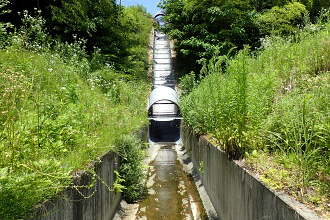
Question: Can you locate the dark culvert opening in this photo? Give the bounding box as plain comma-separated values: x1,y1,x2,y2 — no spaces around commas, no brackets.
149,119,181,143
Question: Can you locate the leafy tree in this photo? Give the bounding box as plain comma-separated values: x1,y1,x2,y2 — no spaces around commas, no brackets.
0,0,13,45
300,0,330,20
159,0,260,75
248,0,293,11
49,0,152,74
2,0,153,77
159,0,330,75
257,2,308,35
50,0,122,58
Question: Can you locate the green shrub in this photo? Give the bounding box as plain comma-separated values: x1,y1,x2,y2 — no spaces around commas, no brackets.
179,71,198,97
116,134,146,202
257,2,307,36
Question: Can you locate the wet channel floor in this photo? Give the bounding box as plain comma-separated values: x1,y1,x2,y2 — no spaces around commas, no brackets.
136,146,207,220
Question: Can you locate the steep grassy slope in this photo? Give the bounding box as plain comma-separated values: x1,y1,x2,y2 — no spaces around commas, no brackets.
0,5,153,219
179,21,330,217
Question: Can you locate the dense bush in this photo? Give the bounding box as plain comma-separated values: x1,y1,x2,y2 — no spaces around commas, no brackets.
257,2,307,35
159,0,260,75
116,134,147,202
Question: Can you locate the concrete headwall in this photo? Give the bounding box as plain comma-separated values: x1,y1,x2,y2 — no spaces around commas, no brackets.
182,126,320,220
28,151,122,220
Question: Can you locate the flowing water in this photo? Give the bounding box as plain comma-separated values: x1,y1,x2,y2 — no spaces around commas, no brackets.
136,145,208,220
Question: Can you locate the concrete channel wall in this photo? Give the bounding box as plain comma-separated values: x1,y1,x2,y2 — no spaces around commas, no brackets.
28,151,122,220
182,126,321,220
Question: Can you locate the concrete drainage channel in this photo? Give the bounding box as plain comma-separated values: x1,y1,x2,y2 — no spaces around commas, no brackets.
139,146,199,219
135,145,213,220
114,12,216,220
114,142,217,220
139,11,215,220
114,142,218,220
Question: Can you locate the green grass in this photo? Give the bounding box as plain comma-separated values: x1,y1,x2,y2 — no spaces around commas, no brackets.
180,20,330,217
0,5,153,218
0,48,149,219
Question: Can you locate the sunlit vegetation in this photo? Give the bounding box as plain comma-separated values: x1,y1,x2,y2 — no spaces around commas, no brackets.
0,1,153,218
159,0,330,217
159,0,330,75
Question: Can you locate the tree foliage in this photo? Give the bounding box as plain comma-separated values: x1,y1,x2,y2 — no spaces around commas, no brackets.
0,0,13,45
50,0,123,60
1,0,153,75
159,0,260,74
300,0,330,19
159,0,330,75
257,2,307,35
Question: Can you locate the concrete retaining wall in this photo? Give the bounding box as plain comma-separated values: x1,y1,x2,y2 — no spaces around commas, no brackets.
28,151,122,220
182,126,320,220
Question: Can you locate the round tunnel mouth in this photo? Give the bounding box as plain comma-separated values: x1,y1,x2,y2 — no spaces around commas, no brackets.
148,87,182,145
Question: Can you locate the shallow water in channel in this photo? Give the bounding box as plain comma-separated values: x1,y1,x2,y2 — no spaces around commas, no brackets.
136,146,207,220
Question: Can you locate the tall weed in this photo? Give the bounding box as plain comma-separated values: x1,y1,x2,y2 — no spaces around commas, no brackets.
16,9,51,52
264,97,322,191
181,47,271,158
180,16,330,205
0,12,150,219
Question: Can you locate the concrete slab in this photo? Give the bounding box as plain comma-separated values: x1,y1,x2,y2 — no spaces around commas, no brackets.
153,48,171,54
153,58,172,64
153,64,172,71
154,41,169,46
154,53,171,59
153,70,173,77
